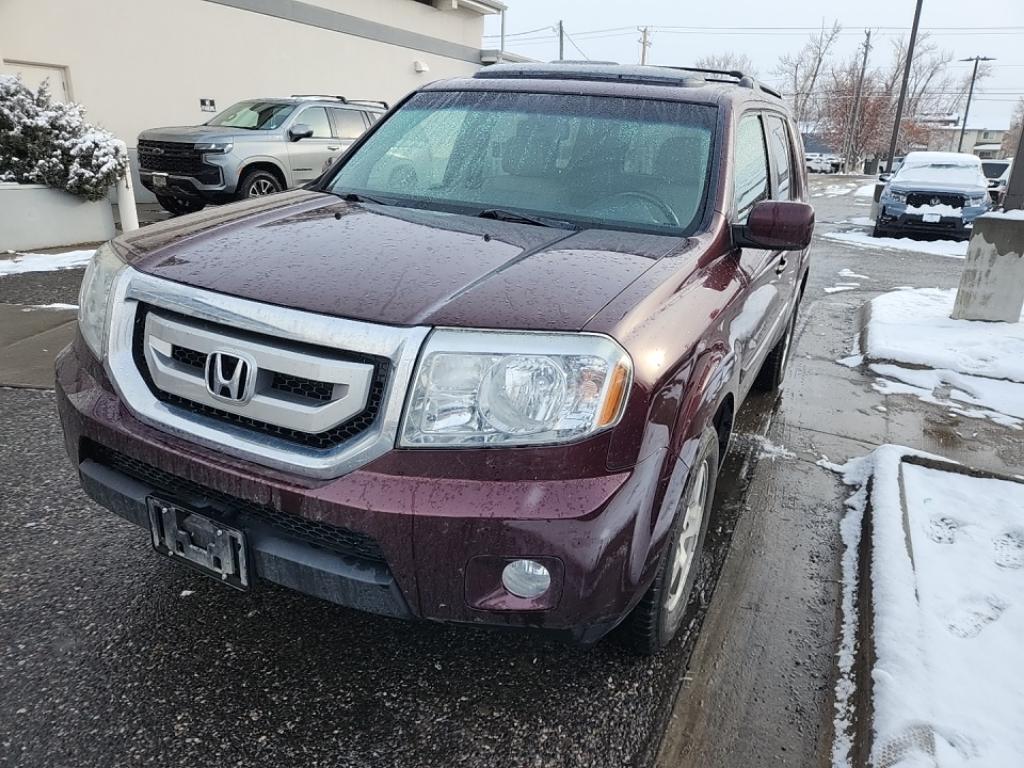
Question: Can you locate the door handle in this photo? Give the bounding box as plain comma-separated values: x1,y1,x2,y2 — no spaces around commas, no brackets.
327,145,340,151
775,255,788,275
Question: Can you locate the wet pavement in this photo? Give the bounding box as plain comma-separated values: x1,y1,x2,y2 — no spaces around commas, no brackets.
2,177,1021,768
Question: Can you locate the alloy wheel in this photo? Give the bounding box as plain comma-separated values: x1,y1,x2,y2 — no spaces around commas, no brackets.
665,459,710,613
248,178,277,196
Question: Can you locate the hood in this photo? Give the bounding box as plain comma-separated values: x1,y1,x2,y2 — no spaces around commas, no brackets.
138,125,252,143
115,191,684,331
888,180,988,196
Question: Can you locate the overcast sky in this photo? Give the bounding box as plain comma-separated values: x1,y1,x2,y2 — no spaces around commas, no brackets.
483,0,1024,130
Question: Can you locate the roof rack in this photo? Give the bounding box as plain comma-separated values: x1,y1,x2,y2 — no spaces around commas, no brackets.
289,95,388,109
660,67,782,99
473,62,706,88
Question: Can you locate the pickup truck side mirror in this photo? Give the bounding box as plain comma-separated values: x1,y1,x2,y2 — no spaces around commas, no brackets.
289,124,314,142
878,172,892,182
732,200,815,251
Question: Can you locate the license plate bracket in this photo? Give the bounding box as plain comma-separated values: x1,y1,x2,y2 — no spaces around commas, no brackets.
147,498,250,590
922,212,941,223
151,173,167,188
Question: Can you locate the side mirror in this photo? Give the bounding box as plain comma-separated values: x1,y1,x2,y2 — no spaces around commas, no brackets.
289,124,314,142
878,172,892,182
732,200,815,251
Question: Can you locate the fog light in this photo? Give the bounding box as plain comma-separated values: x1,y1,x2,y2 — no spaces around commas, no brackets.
501,559,551,598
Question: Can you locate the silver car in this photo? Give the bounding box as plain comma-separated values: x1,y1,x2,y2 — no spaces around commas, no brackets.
137,96,386,215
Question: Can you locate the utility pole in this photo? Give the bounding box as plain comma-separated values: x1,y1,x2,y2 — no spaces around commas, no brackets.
844,30,872,173
638,26,651,65
957,55,995,152
558,20,564,61
885,0,923,174
1004,125,1024,210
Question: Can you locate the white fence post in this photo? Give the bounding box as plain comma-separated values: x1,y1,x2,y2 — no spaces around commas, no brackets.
952,213,1024,323
113,140,139,233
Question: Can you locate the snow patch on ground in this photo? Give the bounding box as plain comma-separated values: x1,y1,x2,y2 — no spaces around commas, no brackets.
22,303,78,311
854,183,877,197
844,217,876,227
751,435,796,460
823,231,968,259
0,249,95,277
871,364,1023,430
839,269,870,280
825,446,1024,768
865,288,1024,382
825,284,860,294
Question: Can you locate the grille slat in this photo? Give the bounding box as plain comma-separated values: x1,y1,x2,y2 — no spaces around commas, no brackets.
88,443,386,563
135,307,389,451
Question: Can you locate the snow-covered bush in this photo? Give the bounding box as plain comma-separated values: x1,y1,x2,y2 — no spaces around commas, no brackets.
0,75,126,200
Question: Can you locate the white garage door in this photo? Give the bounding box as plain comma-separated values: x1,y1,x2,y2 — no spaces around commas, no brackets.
1,60,71,101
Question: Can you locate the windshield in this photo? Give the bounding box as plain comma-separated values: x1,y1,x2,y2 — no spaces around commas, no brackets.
981,161,1009,179
894,161,987,187
326,90,717,235
207,101,294,130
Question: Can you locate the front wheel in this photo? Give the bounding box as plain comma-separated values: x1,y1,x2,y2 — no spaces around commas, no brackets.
236,169,283,199
623,427,720,655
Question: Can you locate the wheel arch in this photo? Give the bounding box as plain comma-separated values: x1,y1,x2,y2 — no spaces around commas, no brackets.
238,159,288,190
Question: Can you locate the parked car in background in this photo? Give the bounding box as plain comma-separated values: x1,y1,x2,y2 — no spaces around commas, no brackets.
137,96,386,215
873,151,991,240
985,158,1013,204
805,152,841,173
58,62,814,655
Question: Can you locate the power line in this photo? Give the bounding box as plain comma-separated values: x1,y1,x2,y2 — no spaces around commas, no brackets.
562,28,591,61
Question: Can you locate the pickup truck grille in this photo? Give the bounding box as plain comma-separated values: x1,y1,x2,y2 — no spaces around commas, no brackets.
137,140,211,175
906,191,965,208
85,442,386,563
134,306,390,451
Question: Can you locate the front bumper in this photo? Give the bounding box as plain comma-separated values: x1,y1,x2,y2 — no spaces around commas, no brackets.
56,337,666,643
878,202,987,239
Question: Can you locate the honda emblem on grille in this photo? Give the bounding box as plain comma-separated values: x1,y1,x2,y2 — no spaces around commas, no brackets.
930,196,941,206
149,147,164,155
205,351,257,403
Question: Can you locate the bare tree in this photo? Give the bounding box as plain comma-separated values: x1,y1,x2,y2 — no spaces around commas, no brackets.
774,21,842,128
1003,98,1024,157
693,52,758,77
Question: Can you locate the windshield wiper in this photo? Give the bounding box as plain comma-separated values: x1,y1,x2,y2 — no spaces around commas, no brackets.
336,191,390,206
476,208,577,229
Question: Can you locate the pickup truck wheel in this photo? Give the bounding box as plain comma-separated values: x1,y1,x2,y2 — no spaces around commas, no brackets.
754,304,798,393
237,169,283,199
155,195,205,216
623,427,719,655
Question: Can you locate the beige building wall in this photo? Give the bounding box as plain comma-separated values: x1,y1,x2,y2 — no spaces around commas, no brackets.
0,0,491,145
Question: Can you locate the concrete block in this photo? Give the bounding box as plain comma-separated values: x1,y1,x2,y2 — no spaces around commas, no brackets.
0,183,115,251
952,213,1024,323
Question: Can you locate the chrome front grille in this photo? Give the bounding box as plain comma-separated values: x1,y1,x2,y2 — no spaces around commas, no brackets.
104,269,430,478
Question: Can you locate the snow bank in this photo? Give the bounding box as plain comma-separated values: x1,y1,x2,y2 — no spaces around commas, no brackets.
855,183,877,198
0,249,95,277
826,447,1024,768
823,231,968,259
865,288,1024,383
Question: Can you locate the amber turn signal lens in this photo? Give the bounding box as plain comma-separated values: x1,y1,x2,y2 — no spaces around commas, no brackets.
597,362,629,427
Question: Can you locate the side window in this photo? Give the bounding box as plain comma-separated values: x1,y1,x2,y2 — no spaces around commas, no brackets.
733,114,770,221
331,108,367,140
298,107,332,138
765,115,793,200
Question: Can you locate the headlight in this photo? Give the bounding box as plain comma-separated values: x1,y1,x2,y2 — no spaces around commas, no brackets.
194,142,233,154
400,329,632,447
887,190,907,203
78,242,127,360
966,194,988,207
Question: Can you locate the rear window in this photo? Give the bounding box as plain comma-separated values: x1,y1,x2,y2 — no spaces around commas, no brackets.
981,161,1009,179
325,90,717,236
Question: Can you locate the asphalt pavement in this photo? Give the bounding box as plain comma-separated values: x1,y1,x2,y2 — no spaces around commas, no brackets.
2,178,1020,768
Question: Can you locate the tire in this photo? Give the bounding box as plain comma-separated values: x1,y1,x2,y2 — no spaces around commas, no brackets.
754,302,799,393
623,427,720,655
155,195,205,216
235,168,283,200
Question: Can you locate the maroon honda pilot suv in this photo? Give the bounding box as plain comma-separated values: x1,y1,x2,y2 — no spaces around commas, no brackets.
56,63,812,653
